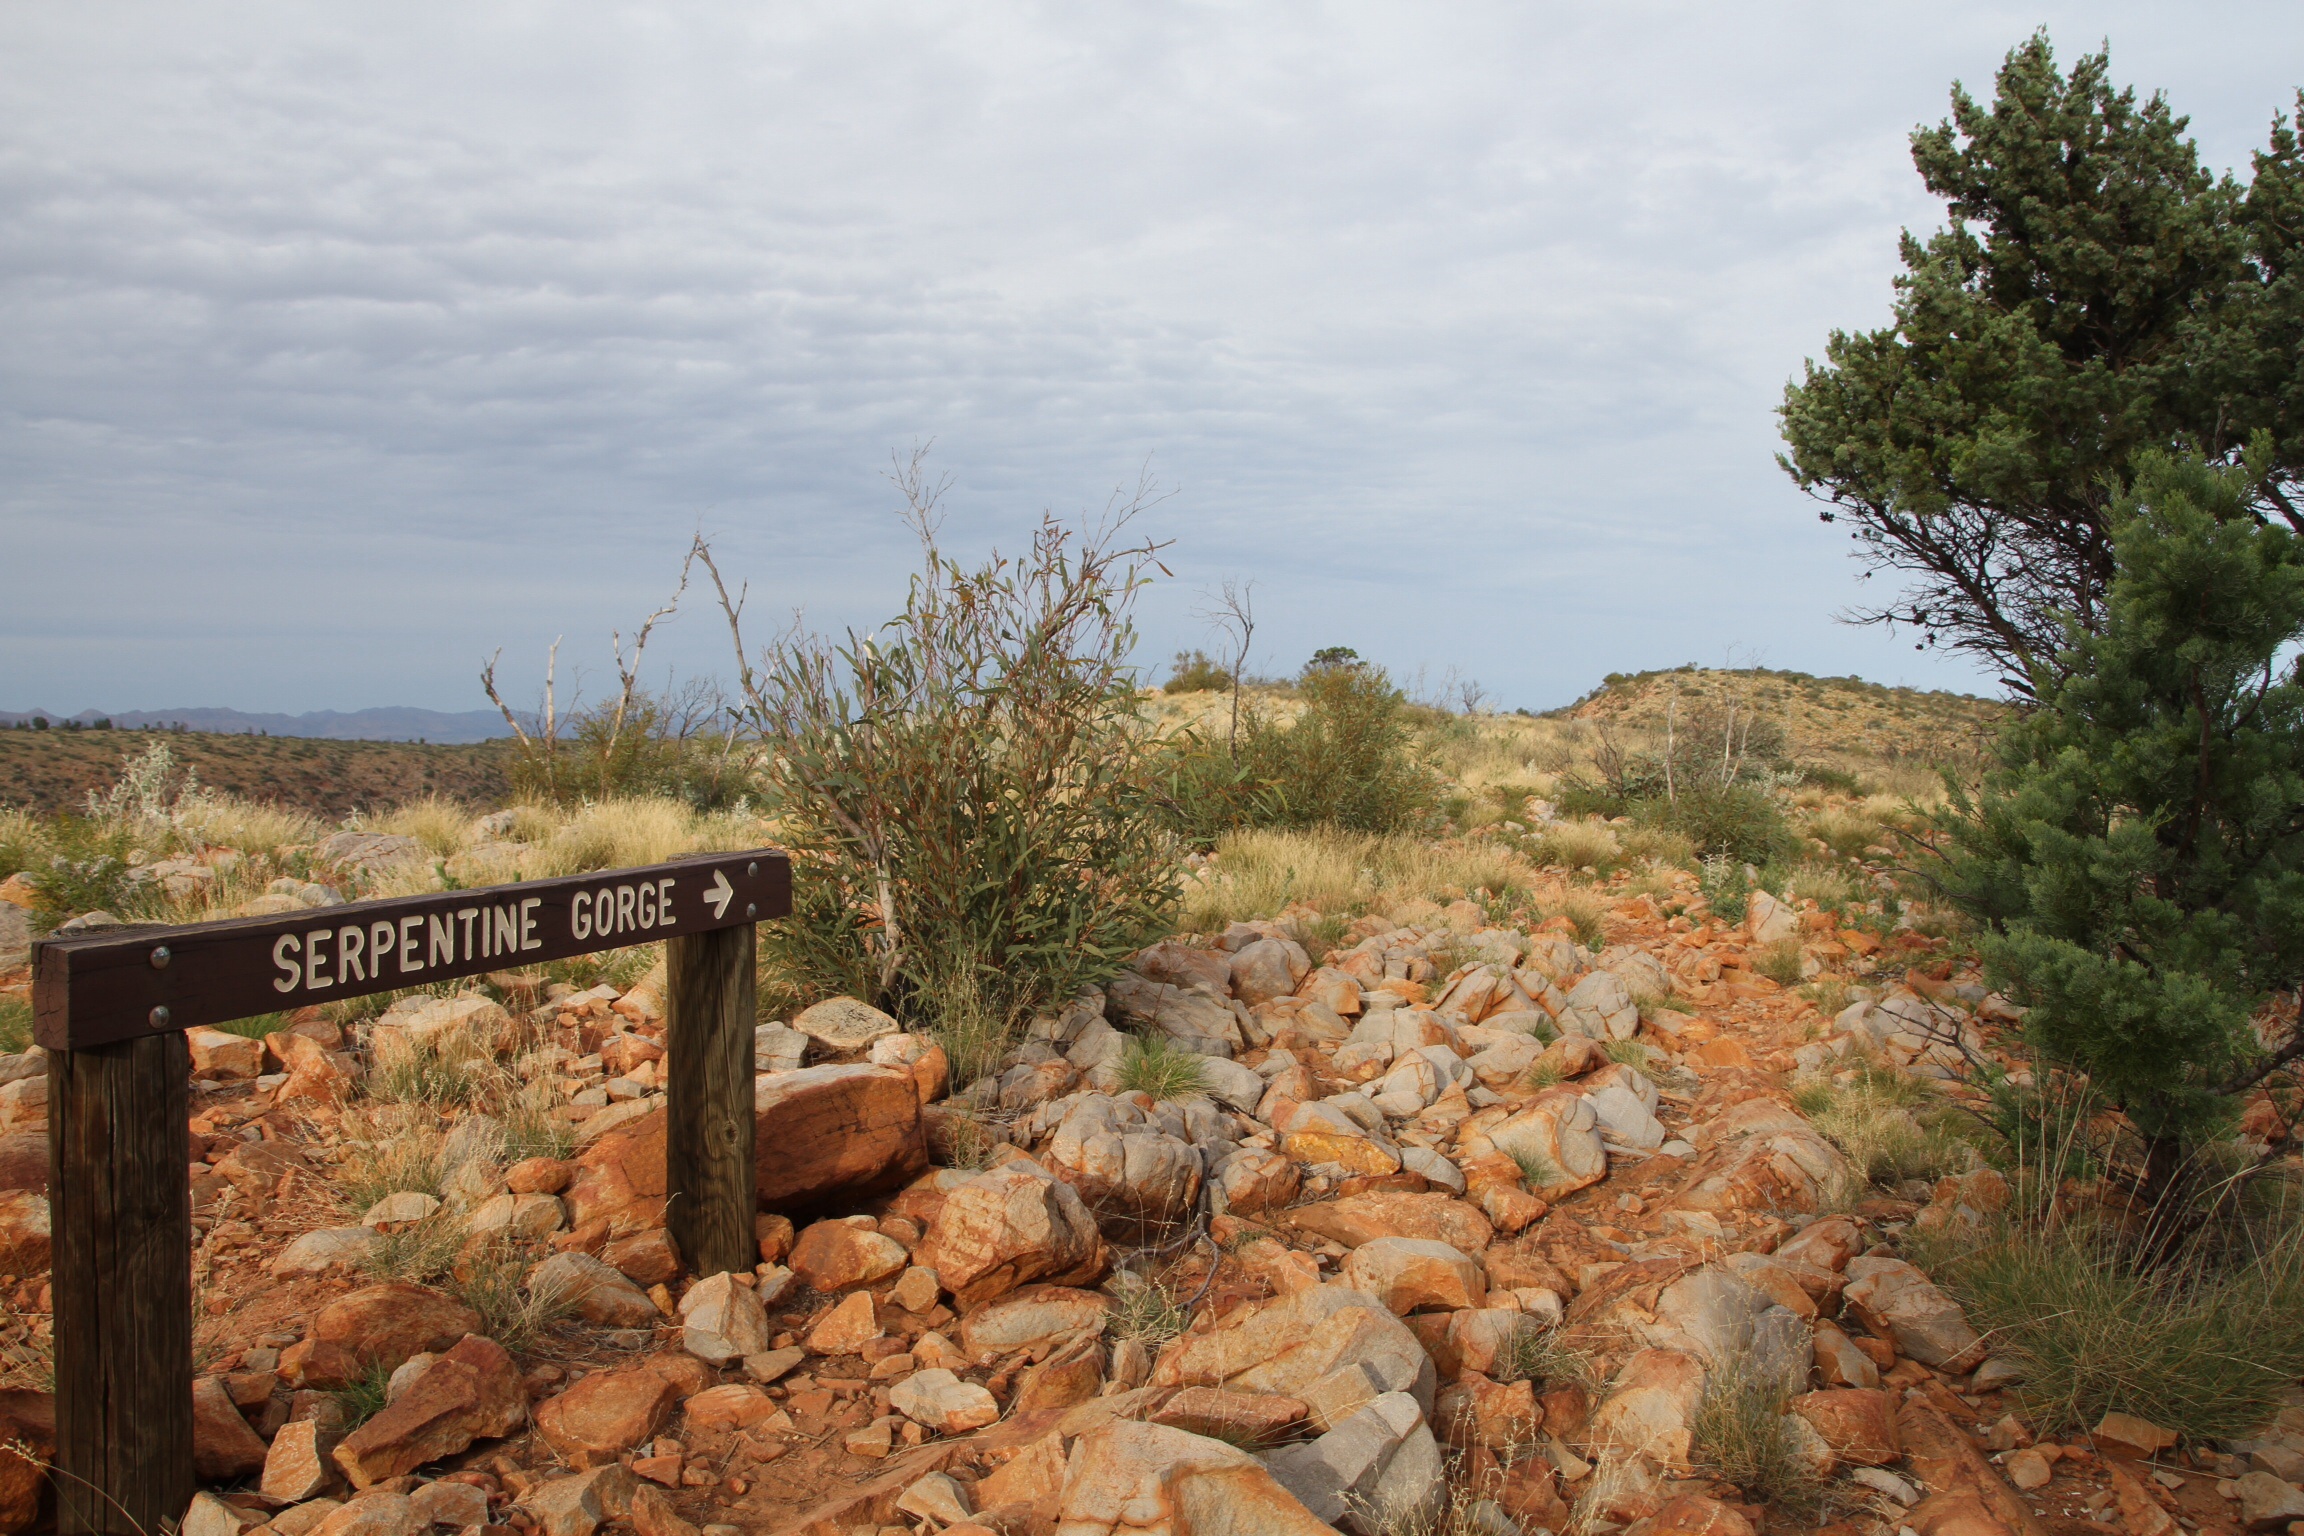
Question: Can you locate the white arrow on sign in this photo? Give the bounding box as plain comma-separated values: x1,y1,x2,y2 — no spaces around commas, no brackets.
705,869,735,919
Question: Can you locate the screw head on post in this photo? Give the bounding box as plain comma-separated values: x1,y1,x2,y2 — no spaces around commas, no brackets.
149,945,170,969
149,1006,171,1030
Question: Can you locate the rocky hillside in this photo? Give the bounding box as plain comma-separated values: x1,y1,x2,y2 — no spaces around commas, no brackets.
0,825,2295,1536
1559,668,2007,768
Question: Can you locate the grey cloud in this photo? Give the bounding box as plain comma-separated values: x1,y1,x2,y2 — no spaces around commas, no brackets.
5,3,2302,711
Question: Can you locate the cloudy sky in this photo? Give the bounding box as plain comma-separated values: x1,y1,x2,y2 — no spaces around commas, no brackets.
5,3,2301,716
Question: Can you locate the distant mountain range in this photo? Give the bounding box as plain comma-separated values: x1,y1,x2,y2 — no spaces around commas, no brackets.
0,706,513,744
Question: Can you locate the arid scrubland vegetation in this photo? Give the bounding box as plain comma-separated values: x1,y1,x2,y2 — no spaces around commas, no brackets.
0,477,2298,1536
3,29,2304,1536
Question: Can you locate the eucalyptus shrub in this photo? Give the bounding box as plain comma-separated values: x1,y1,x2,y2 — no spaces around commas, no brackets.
698,462,1181,1043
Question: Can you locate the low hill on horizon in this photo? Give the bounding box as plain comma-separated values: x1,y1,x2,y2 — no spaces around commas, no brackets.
1554,665,2008,764
0,730,512,818
0,705,509,743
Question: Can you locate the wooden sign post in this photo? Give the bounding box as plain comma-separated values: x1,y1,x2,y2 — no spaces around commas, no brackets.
31,848,790,1534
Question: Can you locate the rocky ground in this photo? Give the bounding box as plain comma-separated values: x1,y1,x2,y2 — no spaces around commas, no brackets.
0,850,2299,1536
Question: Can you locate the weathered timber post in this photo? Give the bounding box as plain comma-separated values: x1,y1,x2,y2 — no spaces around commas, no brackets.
49,1033,193,1534
31,847,789,1531
665,921,759,1277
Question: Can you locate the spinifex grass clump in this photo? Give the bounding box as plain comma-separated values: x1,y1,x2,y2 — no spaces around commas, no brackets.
1115,1034,1207,1101
1791,1065,1973,1191
1692,1354,1825,1512
1913,1189,2304,1439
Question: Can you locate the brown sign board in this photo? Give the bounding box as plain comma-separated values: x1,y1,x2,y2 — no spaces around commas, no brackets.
31,847,791,1050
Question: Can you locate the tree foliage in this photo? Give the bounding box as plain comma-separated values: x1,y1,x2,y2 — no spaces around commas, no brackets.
1934,452,2304,1161
1781,34,2304,690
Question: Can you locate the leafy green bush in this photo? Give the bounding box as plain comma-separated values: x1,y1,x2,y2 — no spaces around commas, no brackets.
1160,658,1442,842
22,816,139,927
0,811,44,883
1164,648,1233,693
698,463,1181,1058
1652,782,1799,867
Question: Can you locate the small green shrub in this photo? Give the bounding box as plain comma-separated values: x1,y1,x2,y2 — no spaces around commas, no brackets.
1508,1145,1561,1189
1165,649,1234,693
370,1028,501,1111
209,1010,288,1042
499,1076,578,1165
1602,1037,1657,1078
1524,820,1622,874
363,1215,464,1284
333,1359,394,1432
1162,660,1443,841
1492,1320,1594,1390
22,816,140,926
453,1236,576,1354
1797,762,1869,796
1536,892,1606,949
337,1117,447,1212
0,810,46,883
0,998,29,1057
1105,1273,1190,1346
1116,1034,1207,1101
1651,782,1798,867
1794,1070,1971,1188
1753,938,1805,986
1699,856,1751,924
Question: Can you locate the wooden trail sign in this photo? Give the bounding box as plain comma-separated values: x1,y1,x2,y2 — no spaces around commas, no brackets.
30,847,792,1534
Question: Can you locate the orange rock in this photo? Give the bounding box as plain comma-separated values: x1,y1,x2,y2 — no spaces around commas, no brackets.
806,1292,883,1355
1435,1373,1541,1452
2095,1412,2179,1458
1152,1387,1307,1448
1012,1331,1106,1412
789,1219,909,1292
281,1283,483,1390
1495,1454,1569,1530
1790,1388,1901,1466
1685,1038,1752,1070
1277,1130,1403,1176
1625,1493,1757,1536
912,1162,1107,1311
1281,1191,1493,1254
603,1227,680,1287
977,1426,1069,1515
332,1334,526,1488
506,1157,574,1195
683,1383,783,1431
535,1366,678,1469
1340,1237,1486,1315
754,1064,929,1210
191,1374,268,1481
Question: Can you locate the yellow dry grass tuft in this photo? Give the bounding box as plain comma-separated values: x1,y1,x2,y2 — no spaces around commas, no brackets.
1178,826,1543,932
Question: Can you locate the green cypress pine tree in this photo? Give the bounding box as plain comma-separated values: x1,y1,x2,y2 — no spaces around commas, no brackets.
1937,449,2304,1185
